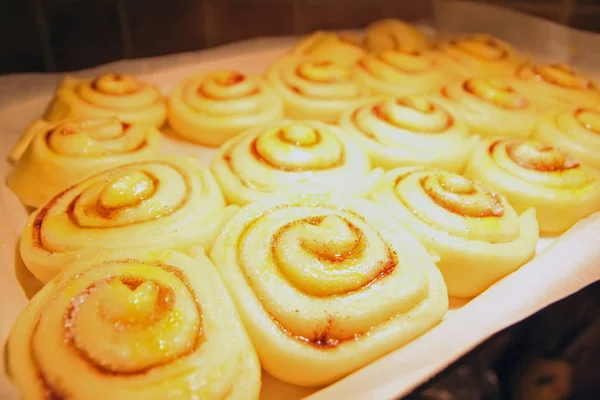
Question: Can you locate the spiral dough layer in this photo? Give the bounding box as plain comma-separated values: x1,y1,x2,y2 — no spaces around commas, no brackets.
267,56,367,123
43,74,167,128
434,34,525,78
534,106,600,170
168,70,283,146
363,18,429,52
465,138,600,233
20,155,230,283
7,118,160,208
291,31,365,66
209,193,448,387
211,120,382,205
339,95,476,172
6,248,261,400
371,167,539,298
353,49,448,96
511,64,600,110
438,78,537,138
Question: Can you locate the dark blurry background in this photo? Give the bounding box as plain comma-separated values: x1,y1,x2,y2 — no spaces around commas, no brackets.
2,0,600,74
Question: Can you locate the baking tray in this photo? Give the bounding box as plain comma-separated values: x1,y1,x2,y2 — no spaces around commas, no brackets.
2,3,600,399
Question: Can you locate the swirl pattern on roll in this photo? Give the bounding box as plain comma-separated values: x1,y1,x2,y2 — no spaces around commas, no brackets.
434,34,525,78
363,18,429,52
512,64,600,109
291,31,365,66
354,49,447,96
7,118,160,208
465,138,600,233
20,155,229,283
439,78,537,138
44,74,167,128
209,194,448,387
534,106,600,170
6,248,261,400
267,56,367,122
371,167,539,297
339,95,476,172
211,120,381,205
167,70,283,146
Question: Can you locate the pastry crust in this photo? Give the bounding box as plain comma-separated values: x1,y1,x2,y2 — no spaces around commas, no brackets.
363,18,429,52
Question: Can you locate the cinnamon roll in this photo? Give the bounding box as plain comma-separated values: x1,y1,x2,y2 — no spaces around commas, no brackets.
354,49,448,96
19,156,230,283
7,118,160,208
168,70,283,146
44,74,166,128
464,138,600,233
434,34,526,78
363,18,429,52
338,95,476,172
266,56,367,123
533,106,600,170
211,120,381,205
209,193,448,386
511,64,600,110
438,78,538,138
371,167,539,298
6,248,261,400
291,31,365,66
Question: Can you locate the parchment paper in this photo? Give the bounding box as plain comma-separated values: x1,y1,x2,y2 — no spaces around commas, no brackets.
1,2,599,399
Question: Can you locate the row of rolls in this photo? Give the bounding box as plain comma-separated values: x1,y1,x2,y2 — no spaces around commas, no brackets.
5,18,600,399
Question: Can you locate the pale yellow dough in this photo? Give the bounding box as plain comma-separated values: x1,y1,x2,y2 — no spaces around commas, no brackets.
438,78,538,138
7,118,160,208
353,49,449,96
533,106,600,170
291,30,365,66
7,248,261,400
464,138,600,234
510,64,600,110
168,69,283,146
20,155,233,283
363,18,429,52
434,34,526,78
338,95,477,172
211,120,382,205
267,55,368,123
209,193,448,387
44,74,167,128
371,167,539,298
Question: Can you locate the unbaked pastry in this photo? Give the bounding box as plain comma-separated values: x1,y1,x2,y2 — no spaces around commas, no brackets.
168,70,283,146
211,120,382,205
371,167,539,298
291,30,365,66
7,117,160,208
19,155,231,283
438,78,538,138
363,18,429,52
209,193,448,387
464,138,600,233
267,56,367,123
43,74,166,128
6,248,261,400
338,95,476,172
